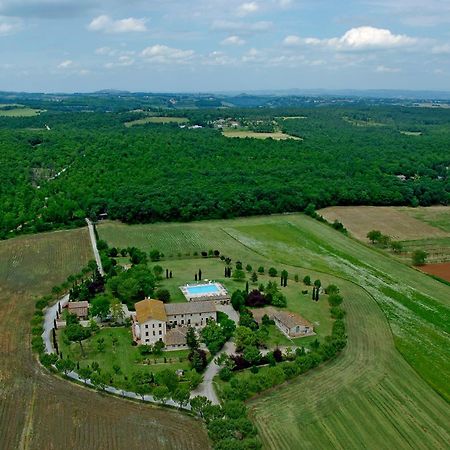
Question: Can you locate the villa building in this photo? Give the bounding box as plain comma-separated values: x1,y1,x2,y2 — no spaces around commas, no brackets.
132,298,217,349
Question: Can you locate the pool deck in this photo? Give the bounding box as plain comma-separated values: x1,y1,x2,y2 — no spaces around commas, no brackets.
180,282,230,303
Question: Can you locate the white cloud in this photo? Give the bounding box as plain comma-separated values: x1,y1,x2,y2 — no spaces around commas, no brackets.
57,59,74,69
285,26,417,52
141,45,195,64
283,35,301,46
376,65,401,73
105,55,135,69
221,35,245,46
212,20,272,33
277,0,293,7
237,2,259,16
0,19,20,36
432,44,450,55
88,15,147,33
203,51,237,66
95,46,116,56
330,27,416,50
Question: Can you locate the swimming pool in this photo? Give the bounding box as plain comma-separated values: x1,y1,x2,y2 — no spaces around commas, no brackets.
185,284,220,296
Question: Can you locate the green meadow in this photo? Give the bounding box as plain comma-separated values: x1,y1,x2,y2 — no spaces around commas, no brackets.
99,214,450,449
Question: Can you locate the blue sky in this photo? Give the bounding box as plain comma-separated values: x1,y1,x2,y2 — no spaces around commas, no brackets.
1,0,450,92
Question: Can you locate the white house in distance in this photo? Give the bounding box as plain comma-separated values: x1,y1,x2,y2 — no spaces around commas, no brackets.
132,299,217,350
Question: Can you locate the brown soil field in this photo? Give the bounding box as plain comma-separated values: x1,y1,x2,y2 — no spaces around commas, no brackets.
0,228,209,450
419,262,450,282
319,206,450,241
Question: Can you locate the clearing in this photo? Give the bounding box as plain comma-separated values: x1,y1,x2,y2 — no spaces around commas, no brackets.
319,205,450,241
98,214,450,449
222,130,301,140
0,107,44,117
124,116,189,127
0,228,209,450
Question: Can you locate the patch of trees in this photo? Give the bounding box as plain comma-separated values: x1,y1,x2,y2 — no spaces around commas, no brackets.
1,105,449,240
231,282,287,311
201,312,236,355
190,397,261,449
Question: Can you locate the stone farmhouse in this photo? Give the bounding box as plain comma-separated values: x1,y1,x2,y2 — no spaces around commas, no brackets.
273,310,314,338
252,306,315,338
132,299,217,350
67,301,89,320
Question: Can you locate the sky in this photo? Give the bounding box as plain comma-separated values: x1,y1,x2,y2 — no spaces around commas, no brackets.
0,0,450,92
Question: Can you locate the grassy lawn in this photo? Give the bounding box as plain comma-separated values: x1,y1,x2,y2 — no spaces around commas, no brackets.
263,324,292,347
124,116,189,127
58,326,192,389
98,214,450,449
149,256,331,338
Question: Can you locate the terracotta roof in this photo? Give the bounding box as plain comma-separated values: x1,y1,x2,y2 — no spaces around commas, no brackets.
273,310,312,329
68,301,89,309
135,299,167,323
165,327,188,346
165,301,216,316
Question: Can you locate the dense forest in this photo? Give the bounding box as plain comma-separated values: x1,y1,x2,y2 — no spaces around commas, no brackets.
0,101,449,239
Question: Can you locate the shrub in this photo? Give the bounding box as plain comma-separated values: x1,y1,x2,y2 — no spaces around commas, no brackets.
268,267,278,277
31,336,45,353
40,353,58,367
35,298,49,310
328,294,343,307
303,275,311,285
257,266,264,274
325,284,339,295
330,306,346,319
155,288,171,303
219,367,232,381
32,326,44,336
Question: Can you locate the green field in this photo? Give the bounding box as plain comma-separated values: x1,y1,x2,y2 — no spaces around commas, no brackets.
99,214,450,449
403,206,450,232
0,107,44,117
58,327,192,385
124,116,189,127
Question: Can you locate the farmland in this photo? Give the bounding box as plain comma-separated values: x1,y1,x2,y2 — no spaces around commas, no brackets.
124,116,189,127
0,228,209,450
222,130,301,140
319,206,450,241
419,262,450,282
98,214,450,448
319,205,450,263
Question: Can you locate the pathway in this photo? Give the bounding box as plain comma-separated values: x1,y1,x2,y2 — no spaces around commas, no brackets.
42,294,68,354
191,341,236,404
85,218,105,276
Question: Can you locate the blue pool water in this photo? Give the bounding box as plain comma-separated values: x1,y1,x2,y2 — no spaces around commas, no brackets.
186,284,220,295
